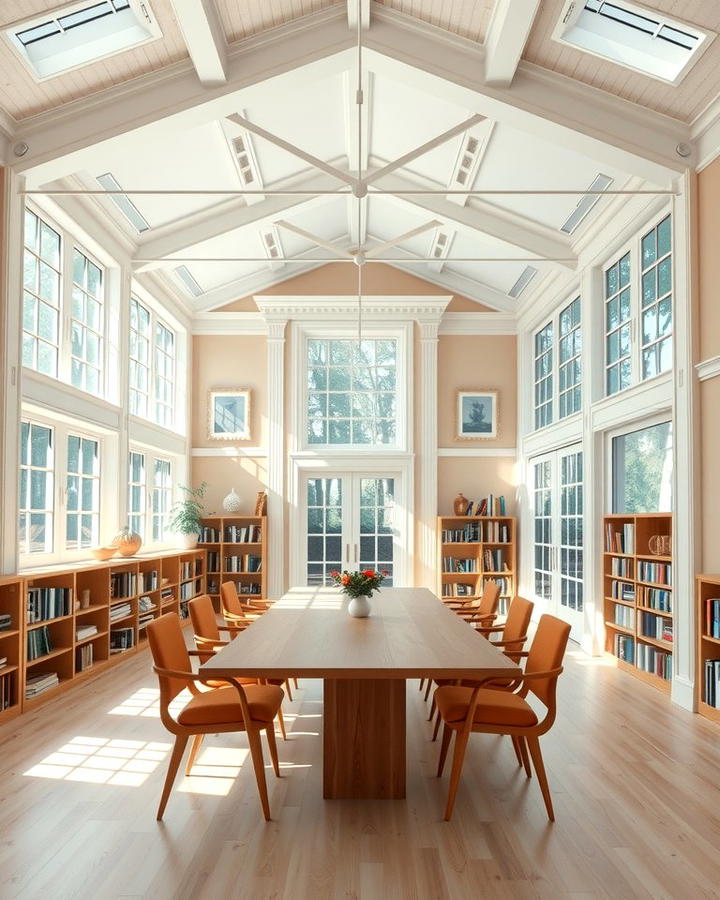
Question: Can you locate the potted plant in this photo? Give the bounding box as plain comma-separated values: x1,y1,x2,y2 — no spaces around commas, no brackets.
329,568,387,618
168,482,207,549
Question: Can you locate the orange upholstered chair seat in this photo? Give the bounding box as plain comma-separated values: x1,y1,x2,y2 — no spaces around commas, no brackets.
178,683,284,727
435,686,538,728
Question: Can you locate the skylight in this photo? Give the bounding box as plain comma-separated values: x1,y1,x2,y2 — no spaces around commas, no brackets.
6,1,161,80
553,1,713,83
96,173,150,233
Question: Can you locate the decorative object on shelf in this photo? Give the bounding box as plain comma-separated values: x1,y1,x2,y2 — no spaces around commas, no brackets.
649,534,671,556
223,488,243,514
456,390,497,440
254,490,267,516
80,589,91,610
90,546,115,561
453,492,468,516
168,482,208,549
208,388,251,440
329,569,387,618
111,526,142,558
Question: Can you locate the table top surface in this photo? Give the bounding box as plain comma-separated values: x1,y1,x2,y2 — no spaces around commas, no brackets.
200,586,521,680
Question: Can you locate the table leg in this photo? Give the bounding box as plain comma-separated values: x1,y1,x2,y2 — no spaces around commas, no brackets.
323,678,406,799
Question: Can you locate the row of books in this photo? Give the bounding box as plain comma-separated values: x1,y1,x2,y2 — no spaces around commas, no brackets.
111,572,138,599
486,577,513,598
110,627,134,654
180,580,201,601
224,555,262,573
442,583,476,598
0,671,15,709
139,612,154,629
455,496,507,517
613,633,634,662
483,549,508,572
612,604,635,630
110,601,132,622
704,597,720,638
200,526,221,542
238,583,262,596
139,570,158,592
441,521,511,544
610,557,633,578
0,613,11,631
639,586,672,613
636,642,672,679
442,557,477,573
224,525,262,543
703,659,720,709
637,561,672,586
76,643,93,672
25,671,59,698
610,580,635,602
181,560,203,580
606,523,635,555
207,552,220,573
640,612,673,643
27,625,52,661
26,587,71,624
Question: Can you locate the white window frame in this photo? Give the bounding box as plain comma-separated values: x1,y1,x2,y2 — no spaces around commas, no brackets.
604,412,673,515
64,430,101,552
129,294,177,430
151,456,173,544
532,293,583,432
19,419,55,558
127,444,179,549
70,245,105,395
558,296,583,419
602,208,673,399
127,448,146,540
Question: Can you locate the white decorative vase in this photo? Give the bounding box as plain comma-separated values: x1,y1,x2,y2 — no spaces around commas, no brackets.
175,532,198,550
223,488,243,514
347,595,371,618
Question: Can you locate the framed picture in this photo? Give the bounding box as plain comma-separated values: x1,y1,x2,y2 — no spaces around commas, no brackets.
208,389,250,441
457,390,497,440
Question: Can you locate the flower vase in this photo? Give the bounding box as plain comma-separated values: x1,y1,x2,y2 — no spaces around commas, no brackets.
348,594,371,618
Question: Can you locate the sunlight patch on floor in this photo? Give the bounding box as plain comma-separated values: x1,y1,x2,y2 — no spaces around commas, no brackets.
107,686,189,717
23,736,171,786
178,745,249,796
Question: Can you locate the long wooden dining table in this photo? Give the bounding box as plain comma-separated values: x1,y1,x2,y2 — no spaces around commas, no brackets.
200,586,521,800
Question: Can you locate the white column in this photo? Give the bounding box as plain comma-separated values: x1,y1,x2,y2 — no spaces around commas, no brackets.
417,320,440,590
265,317,288,600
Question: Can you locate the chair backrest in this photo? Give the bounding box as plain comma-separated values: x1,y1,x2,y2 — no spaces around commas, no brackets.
478,580,501,618
188,594,221,663
221,581,243,618
502,595,534,658
147,613,192,704
524,614,571,707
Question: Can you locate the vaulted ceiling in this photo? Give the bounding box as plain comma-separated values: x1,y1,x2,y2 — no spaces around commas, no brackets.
1,0,716,315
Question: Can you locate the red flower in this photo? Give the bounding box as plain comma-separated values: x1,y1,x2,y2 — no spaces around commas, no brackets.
329,571,339,578
381,570,389,576
363,569,376,578
341,574,350,585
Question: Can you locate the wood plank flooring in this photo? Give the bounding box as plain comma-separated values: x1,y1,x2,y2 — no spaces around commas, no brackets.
1,643,720,899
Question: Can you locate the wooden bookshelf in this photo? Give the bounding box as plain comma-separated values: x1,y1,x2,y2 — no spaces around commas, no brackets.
0,575,24,723
603,513,673,694
696,574,720,723
199,516,266,609
437,516,517,615
16,549,206,712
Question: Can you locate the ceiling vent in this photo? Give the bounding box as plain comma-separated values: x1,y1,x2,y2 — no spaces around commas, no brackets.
6,0,161,81
220,116,264,205
447,123,493,206
560,173,613,234
427,229,454,273
96,172,149,233
508,266,538,299
261,227,285,270
174,265,204,298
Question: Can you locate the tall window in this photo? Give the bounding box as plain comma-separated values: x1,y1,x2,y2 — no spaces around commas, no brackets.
18,421,54,555
306,338,397,446
128,451,146,538
71,249,104,394
151,458,172,541
23,209,61,378
605,251,632,395
558,298,582,418
533,459,552,599
612,421,672,513
641,215,672,379
66,435,100,550
129,297,176,428
534,323,553,429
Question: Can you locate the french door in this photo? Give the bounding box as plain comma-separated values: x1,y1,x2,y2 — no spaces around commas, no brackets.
531,445,584,639
302,474,402,586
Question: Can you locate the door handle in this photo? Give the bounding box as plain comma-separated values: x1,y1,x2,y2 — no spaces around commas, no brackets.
354,543,358,563
345,543,349,563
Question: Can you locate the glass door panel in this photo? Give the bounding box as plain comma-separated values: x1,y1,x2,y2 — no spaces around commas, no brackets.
560,449,584,631
533,459,553,602
306,477,344,585
359,477,395,584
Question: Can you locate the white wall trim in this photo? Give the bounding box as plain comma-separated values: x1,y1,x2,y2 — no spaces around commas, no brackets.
191,446,268,457
417,318,443,589
438,312,516,335
192,312,268,335
263,316,288,600
437,447,517,457
696,355,720,382
254,295,452,322
691,93,720,173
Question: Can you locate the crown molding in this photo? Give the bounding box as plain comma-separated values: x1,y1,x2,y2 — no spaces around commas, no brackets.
696,355,720,382
254,295,451,322
439,312,516,335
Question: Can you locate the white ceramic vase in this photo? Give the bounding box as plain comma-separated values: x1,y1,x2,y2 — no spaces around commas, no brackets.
223,488,243,514
347,595,371,618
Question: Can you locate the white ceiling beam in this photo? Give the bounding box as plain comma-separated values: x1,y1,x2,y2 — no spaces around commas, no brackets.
365,8,692,183
347,0,370,30
484,0,541,87
170,0,228,87
348,195,368,248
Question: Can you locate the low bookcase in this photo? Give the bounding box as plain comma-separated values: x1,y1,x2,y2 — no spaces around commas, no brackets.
437,515,517,615
0,575,24,724
696,574,720,723
199,516,267,610
603,513,673,694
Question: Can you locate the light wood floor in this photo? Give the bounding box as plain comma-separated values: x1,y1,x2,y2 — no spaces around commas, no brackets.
1,644,720,900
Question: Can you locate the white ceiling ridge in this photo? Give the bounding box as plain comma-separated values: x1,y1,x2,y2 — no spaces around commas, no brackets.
484,0,541,88
347,0,371,31
362,12,691,184
171,0,228,87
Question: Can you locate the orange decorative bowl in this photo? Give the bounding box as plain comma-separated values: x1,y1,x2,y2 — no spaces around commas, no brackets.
90,546,116,561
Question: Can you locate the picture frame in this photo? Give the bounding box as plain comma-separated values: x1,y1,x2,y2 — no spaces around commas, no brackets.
456,390,497,440
207,388,251,441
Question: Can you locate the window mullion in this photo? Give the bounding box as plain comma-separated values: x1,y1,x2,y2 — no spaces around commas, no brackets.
59,238,73,385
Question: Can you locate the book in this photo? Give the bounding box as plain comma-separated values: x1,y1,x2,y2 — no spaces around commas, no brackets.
25,672,59,698
76,624,98,641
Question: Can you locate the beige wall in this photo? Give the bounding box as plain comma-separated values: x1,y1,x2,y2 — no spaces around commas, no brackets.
437,457,517,517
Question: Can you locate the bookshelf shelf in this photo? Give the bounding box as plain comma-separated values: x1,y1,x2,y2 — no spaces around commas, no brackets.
603,513,673,693
437,516,517,615
199,516,267,608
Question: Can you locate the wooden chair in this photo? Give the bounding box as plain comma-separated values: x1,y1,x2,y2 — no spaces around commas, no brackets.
430,595,535,740
435,613,571,822
188,594,289,741
147,612,284,821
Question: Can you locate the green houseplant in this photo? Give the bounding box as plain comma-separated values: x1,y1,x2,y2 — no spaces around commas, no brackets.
168,482,207,549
